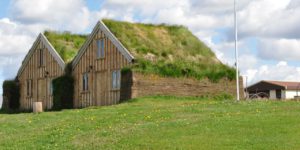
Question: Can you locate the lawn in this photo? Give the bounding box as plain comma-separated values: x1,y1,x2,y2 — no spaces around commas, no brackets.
0,96,300,149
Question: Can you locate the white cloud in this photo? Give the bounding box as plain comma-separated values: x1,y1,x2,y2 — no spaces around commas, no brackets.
236,0,300,39
11,0,90,32
258,38,300,61
0,18,35,80
245,61,300,85
1,0,300,103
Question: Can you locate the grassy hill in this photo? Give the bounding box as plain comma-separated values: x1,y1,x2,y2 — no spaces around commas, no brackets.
1,96,300,149
103,19,235,82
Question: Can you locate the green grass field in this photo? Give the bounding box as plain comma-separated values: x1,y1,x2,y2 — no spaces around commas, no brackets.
1,96,300,149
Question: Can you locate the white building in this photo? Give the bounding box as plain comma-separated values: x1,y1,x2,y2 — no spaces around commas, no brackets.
246,80,300,99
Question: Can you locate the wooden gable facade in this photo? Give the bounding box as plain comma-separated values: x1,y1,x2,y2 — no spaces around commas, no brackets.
17,33,65,110
72,21,134,108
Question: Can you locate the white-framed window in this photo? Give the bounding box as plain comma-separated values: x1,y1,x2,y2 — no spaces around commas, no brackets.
83,73,89,91
112,70,121,89
26,79,33,97
39,49,44,66
97,39,105,58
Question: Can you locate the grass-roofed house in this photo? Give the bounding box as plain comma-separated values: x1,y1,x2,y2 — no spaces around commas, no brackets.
16,32,86,110
71,19,243,108
13,19,243,110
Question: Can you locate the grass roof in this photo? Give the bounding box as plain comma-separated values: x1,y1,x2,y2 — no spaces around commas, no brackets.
43,20,235,82
103,19,235,82
44,31,87,63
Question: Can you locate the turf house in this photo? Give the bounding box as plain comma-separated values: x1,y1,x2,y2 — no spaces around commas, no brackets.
3,19,243,111
16,33,65,110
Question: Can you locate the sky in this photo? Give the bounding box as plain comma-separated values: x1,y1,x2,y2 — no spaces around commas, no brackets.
1,0,300,106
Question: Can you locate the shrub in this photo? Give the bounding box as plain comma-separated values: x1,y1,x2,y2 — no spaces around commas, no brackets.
2,80,20,110
121,67,132,74
52,75,74,110
213,93,234,101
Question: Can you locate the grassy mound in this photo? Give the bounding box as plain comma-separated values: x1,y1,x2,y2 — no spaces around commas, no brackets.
43,20,236,82
44,31,87,62
103,19,236,82
0,96,300,149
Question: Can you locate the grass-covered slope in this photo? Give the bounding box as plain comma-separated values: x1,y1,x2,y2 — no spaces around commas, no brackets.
1,96,300,149
44,31,87,63
103,19,235,82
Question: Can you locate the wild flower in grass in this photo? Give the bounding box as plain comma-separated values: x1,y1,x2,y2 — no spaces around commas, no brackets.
90,116,95,121
145,115,151,120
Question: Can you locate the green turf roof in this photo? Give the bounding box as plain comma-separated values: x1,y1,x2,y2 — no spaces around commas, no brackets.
43,19,236,82
102,19,235,82
44,31,87,63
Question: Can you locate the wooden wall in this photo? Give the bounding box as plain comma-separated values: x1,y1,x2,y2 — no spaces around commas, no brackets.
73,29,130,108
18,39,64,110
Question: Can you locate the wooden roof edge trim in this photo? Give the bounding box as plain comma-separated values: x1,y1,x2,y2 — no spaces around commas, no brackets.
72,20,134,69
40,33,65,69
17,34,42,77
72,21,101,69
245,80,263,89
246,80,286,90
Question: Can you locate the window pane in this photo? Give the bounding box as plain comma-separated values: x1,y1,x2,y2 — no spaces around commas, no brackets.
112,71,117,89
101,39,105,57
83,74,85,91
117,70,121,89
86,73,89,90
97,40,101,58
97,39,105,58
30,80,33,96
27,80,29,96
40,49,43,66
49,80,53,95
83,73,88,91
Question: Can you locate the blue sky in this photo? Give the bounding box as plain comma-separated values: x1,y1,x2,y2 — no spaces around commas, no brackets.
1,0,300,105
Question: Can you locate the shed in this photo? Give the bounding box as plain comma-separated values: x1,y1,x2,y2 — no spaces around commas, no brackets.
246,80,300,99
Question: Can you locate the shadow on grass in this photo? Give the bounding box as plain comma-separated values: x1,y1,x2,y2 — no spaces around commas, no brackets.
0,108,32,114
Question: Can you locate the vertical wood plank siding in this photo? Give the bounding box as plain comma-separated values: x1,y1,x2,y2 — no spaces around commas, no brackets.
18,39,64,110
73,29,130,108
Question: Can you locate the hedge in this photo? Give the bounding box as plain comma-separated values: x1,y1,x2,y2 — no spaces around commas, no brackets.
52,75,74,110
2,80,20,110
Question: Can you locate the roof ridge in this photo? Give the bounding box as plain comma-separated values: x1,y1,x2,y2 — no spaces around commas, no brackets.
265,80,300,83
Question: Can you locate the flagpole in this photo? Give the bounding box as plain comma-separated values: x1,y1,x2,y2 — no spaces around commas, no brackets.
235,0,240,101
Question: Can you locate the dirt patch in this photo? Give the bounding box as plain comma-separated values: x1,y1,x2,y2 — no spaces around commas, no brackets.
153,28,173,45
